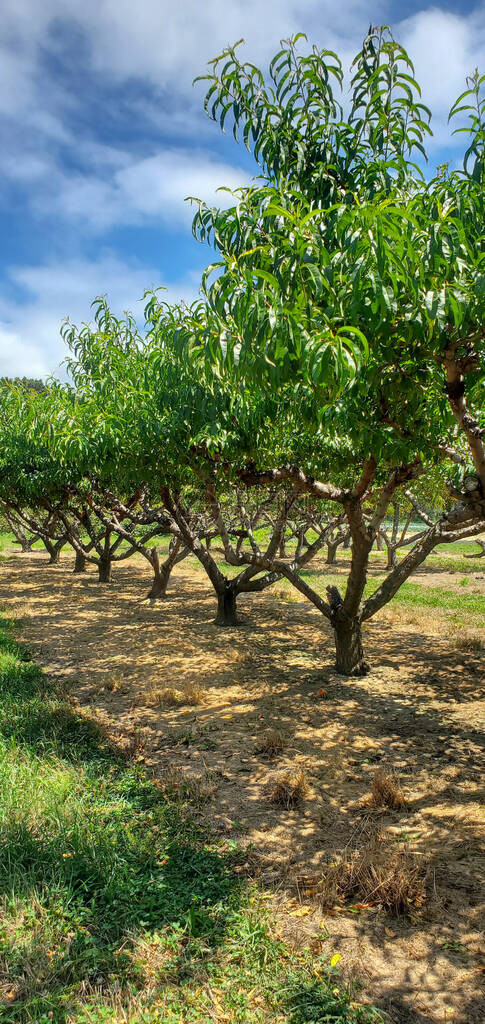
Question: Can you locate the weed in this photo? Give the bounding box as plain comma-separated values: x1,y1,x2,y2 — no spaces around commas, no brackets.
371,768,407,811
455,633,484,653
153,682,205,707
319,834,427,915
268,769,309,808
155,686,180,707
179,680,205,705
256,727,285,757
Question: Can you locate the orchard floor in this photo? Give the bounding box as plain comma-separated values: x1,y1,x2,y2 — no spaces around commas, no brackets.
1,547,484,1024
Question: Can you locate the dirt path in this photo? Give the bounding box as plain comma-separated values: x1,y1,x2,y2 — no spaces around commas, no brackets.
1,549,484,1023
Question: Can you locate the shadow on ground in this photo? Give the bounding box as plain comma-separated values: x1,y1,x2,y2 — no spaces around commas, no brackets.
0,550,484,1023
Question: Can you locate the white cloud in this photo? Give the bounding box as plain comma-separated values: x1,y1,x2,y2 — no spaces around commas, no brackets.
46,149,251,230
400,5,485,148
0,1,484,378
1,0,373,93
0,254,201,378
0,328,50,379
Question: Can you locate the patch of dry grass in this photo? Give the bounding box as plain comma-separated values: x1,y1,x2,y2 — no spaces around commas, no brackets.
371,768,407,810
179,681,205,705
255,728,285,757
152,681,205,707
105,671,126,693
268,769,309,808
454,633,484,653
319,834,427,915
157,767,219,804
155,686,180,707
272,587,298,604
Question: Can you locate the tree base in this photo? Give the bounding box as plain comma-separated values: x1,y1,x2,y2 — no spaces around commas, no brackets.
73,551,86,573
214,589,238,626
334,618,370,676
98,561,112,583
145,570,170,601
334,657,370,677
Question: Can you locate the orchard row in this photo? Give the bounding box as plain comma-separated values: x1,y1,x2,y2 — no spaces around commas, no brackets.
1,28,484,674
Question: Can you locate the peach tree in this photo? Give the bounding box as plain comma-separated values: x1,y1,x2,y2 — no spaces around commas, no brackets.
171,28,485,674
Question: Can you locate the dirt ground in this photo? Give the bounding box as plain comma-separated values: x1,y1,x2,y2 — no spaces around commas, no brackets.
1,547,484,1024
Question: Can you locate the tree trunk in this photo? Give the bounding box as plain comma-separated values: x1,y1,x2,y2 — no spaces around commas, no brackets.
12,532,31,552
48,544,62,565
465,538,485,558
278,536,286,558
146,565,170,599
334,616,370,676
326,539,339,565
73,549,86,573
98,556,112,583
215,587,238,626
386,545,398,570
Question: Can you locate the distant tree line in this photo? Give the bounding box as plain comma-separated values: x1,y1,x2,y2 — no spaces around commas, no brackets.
0,377,47,394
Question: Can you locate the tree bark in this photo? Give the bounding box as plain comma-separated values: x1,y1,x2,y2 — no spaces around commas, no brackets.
215,586,238,626
385,545,398,569
326,538,339,564
334,615,369,676
465,538,485,558
73,549,86,573
47,543,62,565
146,565,170,599
98,556,112,583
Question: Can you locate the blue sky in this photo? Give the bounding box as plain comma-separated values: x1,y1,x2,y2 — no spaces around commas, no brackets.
1,0,484,378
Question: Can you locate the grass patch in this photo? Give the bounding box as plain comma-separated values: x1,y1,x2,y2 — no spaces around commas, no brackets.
0,531,14,556
318,833,427,915
0,612,381,1023
268,769,309,809
371,769,407,811
391,582,485,616
297,569,485,620
454,633,484,654
255,728,286,758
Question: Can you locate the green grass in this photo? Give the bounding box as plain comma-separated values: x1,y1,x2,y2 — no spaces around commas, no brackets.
0,532,14,555
391,581,485,615
291,569,485,624
0,613,381,1024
